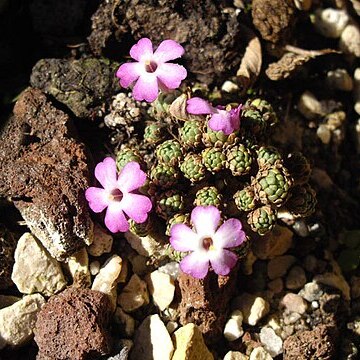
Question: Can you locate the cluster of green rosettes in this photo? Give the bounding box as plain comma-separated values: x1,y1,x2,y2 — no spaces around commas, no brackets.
115,95,316,238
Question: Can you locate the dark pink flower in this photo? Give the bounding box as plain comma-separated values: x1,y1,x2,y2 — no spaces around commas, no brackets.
170,206,246,279
116,38,187,102
186,97,241,135
85,158,152,233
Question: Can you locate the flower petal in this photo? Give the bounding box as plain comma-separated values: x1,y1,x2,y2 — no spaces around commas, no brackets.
121,192,152,223
208,111,234,135
85,187,109,213
210,249,238,276
170,224,199,251
116,62,143,88
132,74,159,102
94,157,118,189
153,39,185,63
191,206,220,237
130,38,153,62
229,105,241,132
104,203,129,233
117,161,147,193
213,219,246,249
180,252,210,279
156,63,187,90
186,97,216,115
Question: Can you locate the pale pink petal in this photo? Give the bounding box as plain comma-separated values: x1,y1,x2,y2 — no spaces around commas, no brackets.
229,106,241,132
208,111,234,135
116,62,143,88
104,203,129,233
170,224,199,251
191,206,220,237
117,161,147,193
213,219,246,249
210,249,238,276
156,63,187,90
187,97,216,115
130,38,153,62
132,74,159,102
94,157,118,189
120,192,152,223
153,39,185,63
85,187,109,213
180,252,210,279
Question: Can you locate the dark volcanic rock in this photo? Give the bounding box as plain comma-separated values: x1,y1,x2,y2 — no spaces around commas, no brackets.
283,324,338,360
178,267,239,344
0,88,93,260
30,58,119,118
88,0,243,85
0,224,17,289
34,287,112,360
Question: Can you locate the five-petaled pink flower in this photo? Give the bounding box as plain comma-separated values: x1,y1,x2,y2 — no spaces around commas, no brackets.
85,157,152,233
116,38,187,103
170,206,246,279
187,97,242,135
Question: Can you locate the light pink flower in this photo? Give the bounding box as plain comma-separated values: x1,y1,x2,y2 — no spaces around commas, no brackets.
116,38,187,102
85,158,152,233
187,97,241,135
170,206,246,279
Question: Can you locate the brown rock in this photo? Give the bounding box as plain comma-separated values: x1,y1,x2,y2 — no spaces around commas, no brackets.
178,267,238,344
0,224,17,289
0,88,93,260
252,0,296,44
34,287,112,360
283,324,338,360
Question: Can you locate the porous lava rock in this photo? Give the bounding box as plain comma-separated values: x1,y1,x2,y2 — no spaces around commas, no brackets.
178,266,239,344
0,224,17,290
30,58,119,118
34,287,112,360
283,324,338,360
0,88,93,261
88,0,243,85
252,0,296,44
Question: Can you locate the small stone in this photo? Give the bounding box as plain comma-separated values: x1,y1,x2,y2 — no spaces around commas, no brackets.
340,23,360,57
166,321,179,334
67,247,91,287
130,314,174,360
11,233,66,296
233,293,270,326
283,312,301,325
114,307,135,337
326,69,353,91
298,282,324,302
107,339,133,360
314,8,349,38
128,253,149,276
223,351,248,360
158,261,180,279
224,310,244,341
118,274,149,312
146,270,175,311
317,124,332,144
222,81,239,93
292,220,309,237
249,347,272,360
259,327,283,357
268,278,283,293
0,293,45,349
298,91,324,120
354,68,360,115
286,266,307,290
280,293,308,314
34,288,112,360
303,255,317,272
172,323,214,360
313,272,350,300
125,232,163,257
87,223,113,256
283,324,338,359
294,0,312,11
92,255,123,310
90,260,101,275
267,255,296,280
252,225,293,260
241,249,257,275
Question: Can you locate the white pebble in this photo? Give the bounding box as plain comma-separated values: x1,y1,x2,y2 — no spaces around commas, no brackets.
224,310,244,341
259,327,283,357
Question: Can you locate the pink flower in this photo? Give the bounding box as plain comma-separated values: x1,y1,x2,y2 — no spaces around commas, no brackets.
85,158,152,233
170,206,246,279
116,38,187,102
187,97,241,135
